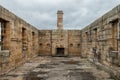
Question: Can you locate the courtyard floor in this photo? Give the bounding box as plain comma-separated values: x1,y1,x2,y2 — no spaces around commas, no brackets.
0,56,114,80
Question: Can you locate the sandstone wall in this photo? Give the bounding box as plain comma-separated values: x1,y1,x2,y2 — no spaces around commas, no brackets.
52,30,68,56
39,30,81,56
1,3,120,74
0,5,39,73
39,30,52,56
68,30,81,56
81,4,120,66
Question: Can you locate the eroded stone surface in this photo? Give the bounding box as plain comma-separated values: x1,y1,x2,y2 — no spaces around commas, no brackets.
0,57,114,80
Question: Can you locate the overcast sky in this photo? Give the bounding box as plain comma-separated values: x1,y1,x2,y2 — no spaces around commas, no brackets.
0,0,120,30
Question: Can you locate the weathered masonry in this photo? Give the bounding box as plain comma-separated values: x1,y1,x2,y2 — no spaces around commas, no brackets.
0,5,39,73
81,5,120,67
39,30,81,56
0,4,120,76
39,11,81,56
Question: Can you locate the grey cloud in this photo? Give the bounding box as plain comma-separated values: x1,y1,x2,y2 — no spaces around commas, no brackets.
0,0,120,29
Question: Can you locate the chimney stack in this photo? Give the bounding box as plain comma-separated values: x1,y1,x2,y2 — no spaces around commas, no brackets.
57,10,63,30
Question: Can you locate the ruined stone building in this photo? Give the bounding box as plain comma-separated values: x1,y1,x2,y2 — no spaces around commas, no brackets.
39,11,81,56
0,4,120,75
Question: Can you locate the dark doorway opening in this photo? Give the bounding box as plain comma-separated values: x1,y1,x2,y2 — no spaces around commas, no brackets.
0,18,9,50
56,48,64,56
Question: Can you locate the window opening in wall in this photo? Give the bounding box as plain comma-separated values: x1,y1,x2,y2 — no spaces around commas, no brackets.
32,32,35,37
111,20,118,50
32,32,35,50
118,19,120,40
47,44,50,47
32,32,35,42
85,32,88,41
117,18,120,53
0,20,6,50
22,27,27,57
22,28,27,51
77,44,80,48
0,22,1,51
22,28,26,36
93,28,97,31
3,24,6,34
89,30,92,42
93,28,97,42
40,43,43,47
70,44,73,47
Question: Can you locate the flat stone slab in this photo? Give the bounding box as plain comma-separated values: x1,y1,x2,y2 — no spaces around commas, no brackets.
0,56,115,80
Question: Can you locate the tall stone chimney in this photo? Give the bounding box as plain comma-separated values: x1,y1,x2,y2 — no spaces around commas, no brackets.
57,10,63,30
